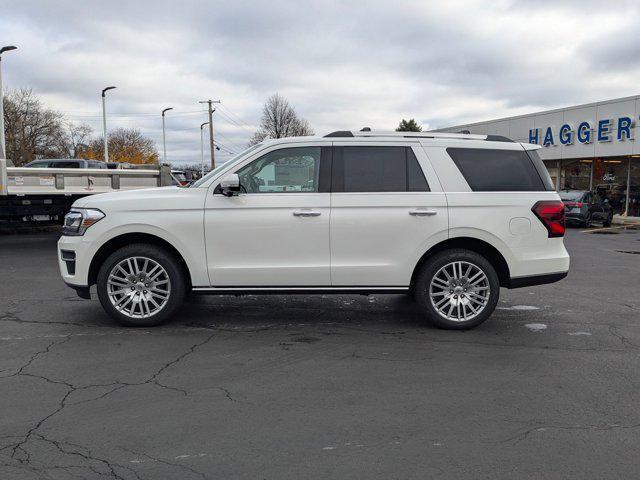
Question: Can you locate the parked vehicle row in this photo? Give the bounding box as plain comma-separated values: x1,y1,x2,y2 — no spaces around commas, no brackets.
58,131,570,330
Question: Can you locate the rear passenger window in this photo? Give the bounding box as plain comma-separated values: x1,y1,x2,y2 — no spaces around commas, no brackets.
54,162,81,168
446,148,548,191
407,148,429,192
333,146,430,192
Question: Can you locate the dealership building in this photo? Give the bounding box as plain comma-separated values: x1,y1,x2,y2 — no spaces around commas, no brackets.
437,95,640,218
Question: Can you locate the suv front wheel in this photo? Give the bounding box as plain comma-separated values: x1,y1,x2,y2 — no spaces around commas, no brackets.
96,243,186,327
414,249,500,330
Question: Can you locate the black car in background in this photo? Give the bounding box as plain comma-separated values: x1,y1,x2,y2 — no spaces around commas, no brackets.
559,190,613,227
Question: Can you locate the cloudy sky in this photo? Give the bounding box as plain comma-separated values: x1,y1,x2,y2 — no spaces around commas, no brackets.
2,0,639,165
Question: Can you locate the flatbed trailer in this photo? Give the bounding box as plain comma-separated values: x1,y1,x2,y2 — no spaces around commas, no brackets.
0,159,172,225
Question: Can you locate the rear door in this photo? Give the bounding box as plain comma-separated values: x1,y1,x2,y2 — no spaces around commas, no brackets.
329,142,448,286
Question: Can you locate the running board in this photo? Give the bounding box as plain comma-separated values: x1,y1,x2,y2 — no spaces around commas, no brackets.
191,286,409,295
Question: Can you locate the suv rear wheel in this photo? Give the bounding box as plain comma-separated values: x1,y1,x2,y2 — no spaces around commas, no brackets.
96,243,186,327
414,249,500,330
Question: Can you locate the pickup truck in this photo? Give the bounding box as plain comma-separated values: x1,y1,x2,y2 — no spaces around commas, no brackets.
0,158,173,225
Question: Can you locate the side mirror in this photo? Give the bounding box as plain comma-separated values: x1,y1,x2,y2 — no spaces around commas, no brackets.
220,173,241,197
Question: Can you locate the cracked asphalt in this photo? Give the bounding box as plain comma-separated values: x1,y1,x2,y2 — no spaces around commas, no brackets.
1,226,639,479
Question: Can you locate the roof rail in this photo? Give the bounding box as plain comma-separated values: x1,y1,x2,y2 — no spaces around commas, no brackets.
485,135,514,143
324,130,354,138
323,130,514,142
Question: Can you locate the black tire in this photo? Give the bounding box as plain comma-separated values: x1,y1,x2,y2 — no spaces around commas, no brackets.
96,243,186,327
583,213,592,228
603,213,613,227
413,249,500,330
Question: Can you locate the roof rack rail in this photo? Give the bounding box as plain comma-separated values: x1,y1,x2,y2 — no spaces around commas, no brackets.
324,131,354,138
485,135,514,143
324,130,515,142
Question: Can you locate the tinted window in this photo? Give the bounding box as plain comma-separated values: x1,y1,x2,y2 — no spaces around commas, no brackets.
447,148,548,191
333,146,429,192
407,148,429,191
236,147,321,193
53,161,81,168
27,161,49,168
526,149,555,191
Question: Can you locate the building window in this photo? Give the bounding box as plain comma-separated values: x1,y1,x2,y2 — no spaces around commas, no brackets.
594,158,625,215
545,156,640,217
561,159,592,191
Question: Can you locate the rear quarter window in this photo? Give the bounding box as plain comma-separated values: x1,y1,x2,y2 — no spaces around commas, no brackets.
446,147,553,192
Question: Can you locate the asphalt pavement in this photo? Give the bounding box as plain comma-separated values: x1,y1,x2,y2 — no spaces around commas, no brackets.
1,226,639,479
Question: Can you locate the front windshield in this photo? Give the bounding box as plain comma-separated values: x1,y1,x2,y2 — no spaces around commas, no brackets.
190,143,263,188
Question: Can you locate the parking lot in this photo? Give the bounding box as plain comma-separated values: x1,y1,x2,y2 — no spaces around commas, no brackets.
0,227,638,479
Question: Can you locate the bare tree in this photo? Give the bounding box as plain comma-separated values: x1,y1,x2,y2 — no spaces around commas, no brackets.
3,88,65,165
85,128,159,164
54,122,93,158
249,93,314,145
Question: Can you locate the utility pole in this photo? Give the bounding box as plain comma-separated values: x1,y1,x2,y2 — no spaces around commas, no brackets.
199,99,220,170
200,121,209,176
0,45,17,160
161,107,173,164
101,86,116,162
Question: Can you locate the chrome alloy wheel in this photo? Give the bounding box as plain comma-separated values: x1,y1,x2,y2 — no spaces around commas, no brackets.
107,256,171,319
429,261,490,322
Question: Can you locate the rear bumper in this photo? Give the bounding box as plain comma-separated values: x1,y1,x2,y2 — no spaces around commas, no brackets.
506,271,568,289
565,212,586,223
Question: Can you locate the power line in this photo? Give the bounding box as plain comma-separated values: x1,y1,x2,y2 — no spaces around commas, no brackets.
64,110,206,119
217,103,255,130
59,108,206,115
213,130,244,151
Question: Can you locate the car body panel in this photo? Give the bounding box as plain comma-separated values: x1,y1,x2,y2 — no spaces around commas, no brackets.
59,187,209,287
58,134,570,296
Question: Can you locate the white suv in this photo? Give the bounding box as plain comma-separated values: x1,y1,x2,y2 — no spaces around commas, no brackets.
58,131,569,330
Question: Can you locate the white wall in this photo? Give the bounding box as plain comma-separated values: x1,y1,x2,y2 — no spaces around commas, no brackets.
437,95,640,160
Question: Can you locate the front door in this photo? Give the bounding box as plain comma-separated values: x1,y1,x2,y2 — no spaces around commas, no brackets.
330,143,448,286
204,144,331,286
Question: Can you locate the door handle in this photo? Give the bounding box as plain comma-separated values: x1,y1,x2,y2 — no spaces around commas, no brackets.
409,208,437,216
293,209,321,217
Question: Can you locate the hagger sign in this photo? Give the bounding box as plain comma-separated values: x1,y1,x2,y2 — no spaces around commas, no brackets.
529,116,638,146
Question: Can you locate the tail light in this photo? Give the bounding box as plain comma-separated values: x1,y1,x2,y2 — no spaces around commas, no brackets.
564,201,583,208
532,201,565,238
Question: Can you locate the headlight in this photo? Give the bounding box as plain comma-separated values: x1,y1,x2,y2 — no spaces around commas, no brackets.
62,208,105,236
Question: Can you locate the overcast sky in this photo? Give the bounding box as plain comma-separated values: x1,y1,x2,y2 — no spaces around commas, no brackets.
2,0,639,165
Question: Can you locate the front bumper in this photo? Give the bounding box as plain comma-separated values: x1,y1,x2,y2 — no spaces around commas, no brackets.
64,282,91,299
58,234,94,292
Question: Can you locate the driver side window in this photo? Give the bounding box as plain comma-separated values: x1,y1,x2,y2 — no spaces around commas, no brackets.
235,147,321,193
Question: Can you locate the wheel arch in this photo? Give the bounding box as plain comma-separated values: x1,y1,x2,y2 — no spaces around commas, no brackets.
87,232,192,288
410,237,511,288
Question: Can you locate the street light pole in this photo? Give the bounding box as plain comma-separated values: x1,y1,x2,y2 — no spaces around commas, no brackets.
0,45,18,160
199,99,220,170
200,121,209,176
101,86,116,162
161,107,173,164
